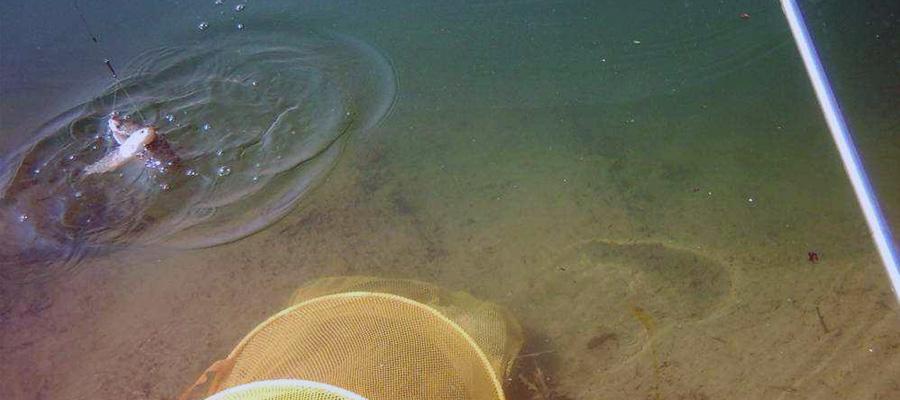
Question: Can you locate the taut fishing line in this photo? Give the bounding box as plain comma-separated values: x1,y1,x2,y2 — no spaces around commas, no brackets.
71,0,145,121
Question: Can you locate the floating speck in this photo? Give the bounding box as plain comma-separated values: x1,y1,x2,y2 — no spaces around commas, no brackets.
74,191,83,198
214,0,223,5
32,168,41,175
68,154,76,161
202,123,211,131
216,150,224,157
251,175,259,182
185,168,199,177
251,81,258,87
165,114,176,123
632,40,641,44
236,23,244,30
198,22,210,31
160,183,171,191
234,4,245,12
18,214,29,222
216,166,232,177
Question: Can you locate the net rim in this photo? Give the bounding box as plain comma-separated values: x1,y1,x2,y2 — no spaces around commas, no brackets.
223,291,507,400
205,379,367,400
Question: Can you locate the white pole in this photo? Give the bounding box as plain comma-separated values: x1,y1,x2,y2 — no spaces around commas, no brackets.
780,0,900,302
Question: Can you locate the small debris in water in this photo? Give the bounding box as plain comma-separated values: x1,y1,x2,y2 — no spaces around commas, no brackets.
165,114,176,123
18,214,29,222
808,251,819,263
739,12,751,20
216,166,232,177
185,168,199,177
251,175,259,182
160,182,171,191
214,0,223,5
198,22,210,31
236,23,245,30
632,40,641,44
202,123,211,131
234,4,246,12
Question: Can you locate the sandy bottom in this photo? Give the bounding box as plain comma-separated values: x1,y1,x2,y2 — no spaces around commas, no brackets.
3,76,900,400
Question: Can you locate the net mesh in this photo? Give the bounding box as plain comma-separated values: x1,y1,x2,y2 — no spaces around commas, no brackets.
185,277,523,400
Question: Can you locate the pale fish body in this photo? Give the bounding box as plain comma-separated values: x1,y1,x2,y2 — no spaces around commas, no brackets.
84,127,157,175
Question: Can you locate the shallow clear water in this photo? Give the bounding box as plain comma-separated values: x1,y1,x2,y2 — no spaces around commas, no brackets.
2,1,898,399
1,27,395,278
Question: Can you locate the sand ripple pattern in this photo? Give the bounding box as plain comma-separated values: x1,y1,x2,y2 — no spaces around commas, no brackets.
0,31,397,281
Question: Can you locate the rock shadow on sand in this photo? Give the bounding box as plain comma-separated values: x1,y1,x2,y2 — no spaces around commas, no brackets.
526,240,733,376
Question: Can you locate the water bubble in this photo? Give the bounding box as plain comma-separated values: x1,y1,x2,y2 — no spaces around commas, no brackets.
185,168,199,177
198,22,210,31
234,4,245,12
202,123,211,131
236,23,245,30
165,114,176,123
216,166,232,177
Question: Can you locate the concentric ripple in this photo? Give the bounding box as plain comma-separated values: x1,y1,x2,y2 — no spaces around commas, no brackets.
0,31,397,280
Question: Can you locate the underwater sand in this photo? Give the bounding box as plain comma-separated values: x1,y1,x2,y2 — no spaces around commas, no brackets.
2,1,899,399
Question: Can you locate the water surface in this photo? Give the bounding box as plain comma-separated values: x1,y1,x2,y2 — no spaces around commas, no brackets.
1,1,898,399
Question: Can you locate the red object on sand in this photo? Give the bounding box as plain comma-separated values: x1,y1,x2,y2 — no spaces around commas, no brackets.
808,251,819,263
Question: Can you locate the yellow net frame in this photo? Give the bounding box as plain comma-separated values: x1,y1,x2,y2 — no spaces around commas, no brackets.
182,277,523,400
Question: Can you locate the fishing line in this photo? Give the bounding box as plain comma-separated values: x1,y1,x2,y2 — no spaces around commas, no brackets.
72,0,98,43
71,0,146,122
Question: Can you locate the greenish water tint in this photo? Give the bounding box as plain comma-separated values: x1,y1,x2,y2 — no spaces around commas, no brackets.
1,1,898,399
